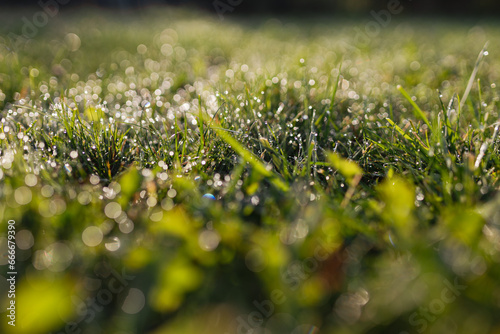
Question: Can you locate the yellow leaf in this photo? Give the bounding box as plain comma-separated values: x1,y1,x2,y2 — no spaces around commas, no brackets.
327,152,363,186
377,175,415,234
150,206,193,239
443,207,484,246
84,106,104,122
118,165,141,205
151,257,203,313
4,276,75,334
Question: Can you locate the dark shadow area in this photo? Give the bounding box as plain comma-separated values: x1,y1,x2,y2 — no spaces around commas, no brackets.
1,0,500,15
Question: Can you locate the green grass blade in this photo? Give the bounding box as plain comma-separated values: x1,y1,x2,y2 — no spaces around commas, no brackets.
460,42,489,110
397,85,431,128
209,125,289,192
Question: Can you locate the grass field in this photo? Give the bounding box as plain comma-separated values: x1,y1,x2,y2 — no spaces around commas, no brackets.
1,7,500,334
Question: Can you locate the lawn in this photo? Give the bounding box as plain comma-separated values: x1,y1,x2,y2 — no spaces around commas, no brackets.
1,7,500,334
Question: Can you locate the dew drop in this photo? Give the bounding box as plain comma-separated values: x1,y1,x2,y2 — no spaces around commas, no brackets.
203,193,216,200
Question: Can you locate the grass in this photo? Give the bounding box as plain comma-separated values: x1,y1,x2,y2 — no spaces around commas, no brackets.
1,7,500,334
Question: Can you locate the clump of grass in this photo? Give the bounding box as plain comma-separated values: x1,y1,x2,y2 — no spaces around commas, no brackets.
1,8,500,334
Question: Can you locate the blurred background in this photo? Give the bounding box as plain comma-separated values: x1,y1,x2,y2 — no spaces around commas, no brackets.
1,0,500,15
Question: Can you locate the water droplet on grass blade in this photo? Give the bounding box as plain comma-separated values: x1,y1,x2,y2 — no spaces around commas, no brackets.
122,288,146,314
105,237,121,251
64,163,72,174
198,230,220,251
388,233,396,247
203,193,216,200
44,242,73,272
119,219,134,234
82,226,103,247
